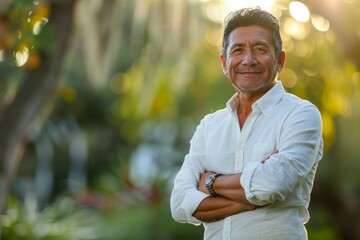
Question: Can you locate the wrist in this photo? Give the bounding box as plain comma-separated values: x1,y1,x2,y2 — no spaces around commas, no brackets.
205,173,223,196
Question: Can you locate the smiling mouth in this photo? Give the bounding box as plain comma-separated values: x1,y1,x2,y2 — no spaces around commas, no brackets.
239,71,261,75
237,67,263,74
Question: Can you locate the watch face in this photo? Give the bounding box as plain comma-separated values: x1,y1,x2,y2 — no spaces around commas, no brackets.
205,175,214,186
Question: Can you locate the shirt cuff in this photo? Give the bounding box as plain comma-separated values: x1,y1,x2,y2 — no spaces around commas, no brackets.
182,188,209,224
240,162,262,205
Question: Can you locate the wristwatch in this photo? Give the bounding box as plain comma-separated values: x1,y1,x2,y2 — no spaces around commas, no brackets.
205,173,223,196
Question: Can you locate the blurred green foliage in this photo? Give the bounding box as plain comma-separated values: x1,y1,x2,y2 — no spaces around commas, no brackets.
1,195,97,239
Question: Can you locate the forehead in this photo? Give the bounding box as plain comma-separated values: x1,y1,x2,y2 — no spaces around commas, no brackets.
228,25,272,45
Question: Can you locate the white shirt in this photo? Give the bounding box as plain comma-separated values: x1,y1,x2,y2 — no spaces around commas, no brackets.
170,82,323,240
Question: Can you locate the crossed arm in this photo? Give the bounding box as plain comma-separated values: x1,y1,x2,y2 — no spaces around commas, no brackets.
193,150,278,222
193,172,256,222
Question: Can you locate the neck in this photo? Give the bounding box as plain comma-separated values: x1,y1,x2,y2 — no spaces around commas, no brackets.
235,90,261,114
236,95,254,121
234,82,276,128
234,81,277,113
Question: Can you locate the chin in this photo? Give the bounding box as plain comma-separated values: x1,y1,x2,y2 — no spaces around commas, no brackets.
233,83,263,92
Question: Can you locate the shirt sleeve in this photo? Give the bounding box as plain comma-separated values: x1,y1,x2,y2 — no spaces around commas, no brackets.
170,117,209,225
240,103,323,206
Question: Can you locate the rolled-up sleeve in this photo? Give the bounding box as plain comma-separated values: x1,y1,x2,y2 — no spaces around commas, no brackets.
170,118,209,225
170,156,208,224
240,103,323,206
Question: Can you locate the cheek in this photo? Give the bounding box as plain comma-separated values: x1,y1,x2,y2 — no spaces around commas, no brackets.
228,56,241,68
265,58,279,73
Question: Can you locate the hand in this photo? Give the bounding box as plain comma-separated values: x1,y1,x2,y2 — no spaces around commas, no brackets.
260,150,279,163
197,171,216,194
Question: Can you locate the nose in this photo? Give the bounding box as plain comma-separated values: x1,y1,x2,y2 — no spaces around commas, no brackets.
242,49,257,65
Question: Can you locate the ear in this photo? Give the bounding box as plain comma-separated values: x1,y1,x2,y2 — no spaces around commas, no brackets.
220,54,228,76
277,51,286,73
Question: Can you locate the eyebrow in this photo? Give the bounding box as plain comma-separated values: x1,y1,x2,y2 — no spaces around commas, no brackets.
229,41,270,50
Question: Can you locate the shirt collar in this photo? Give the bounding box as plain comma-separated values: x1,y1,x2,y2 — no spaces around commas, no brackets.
226,81,286,115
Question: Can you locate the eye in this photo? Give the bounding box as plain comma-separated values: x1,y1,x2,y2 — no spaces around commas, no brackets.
230,47,244,55
253,46,267,53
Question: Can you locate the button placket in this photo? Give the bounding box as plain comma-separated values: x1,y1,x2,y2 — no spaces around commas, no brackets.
234,110,261,172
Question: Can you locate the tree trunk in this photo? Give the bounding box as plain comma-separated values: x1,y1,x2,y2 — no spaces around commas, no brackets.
0,0,76,218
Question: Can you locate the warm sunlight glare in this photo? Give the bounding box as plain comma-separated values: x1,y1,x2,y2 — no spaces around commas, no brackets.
289,1,310,22
284,18,307,40
223,0,275,14
205,0,276,23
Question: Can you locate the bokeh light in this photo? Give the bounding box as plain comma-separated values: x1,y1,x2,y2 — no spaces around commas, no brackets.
33,18,48,35
0,49,4,62
206,0,276,23
280,68,298,88
311,14,330,32
223,0,275,13
284,18,307,40
14,47,29,67
289,1,310,23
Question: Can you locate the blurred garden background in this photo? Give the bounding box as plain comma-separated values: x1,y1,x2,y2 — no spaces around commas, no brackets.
0,0,360,239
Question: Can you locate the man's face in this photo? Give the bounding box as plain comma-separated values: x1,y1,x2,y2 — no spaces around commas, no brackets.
220,25,285,95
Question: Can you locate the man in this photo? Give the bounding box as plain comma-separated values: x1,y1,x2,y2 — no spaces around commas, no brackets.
170,7,323,240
